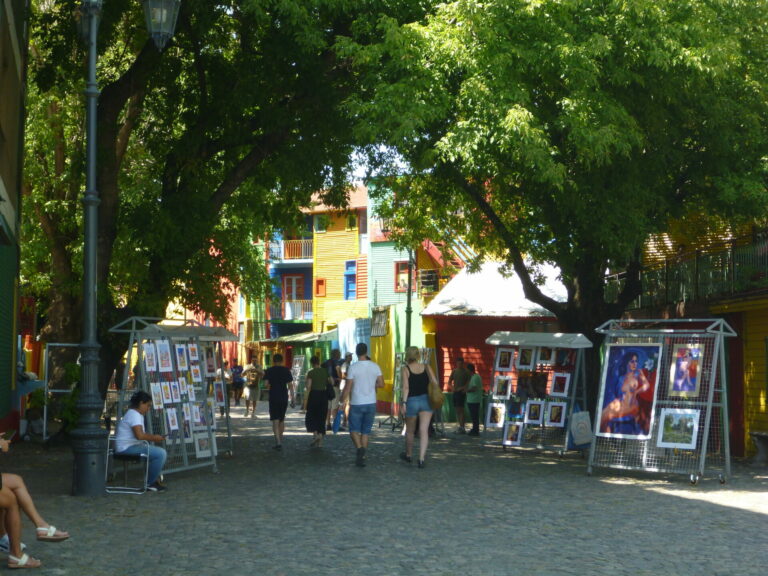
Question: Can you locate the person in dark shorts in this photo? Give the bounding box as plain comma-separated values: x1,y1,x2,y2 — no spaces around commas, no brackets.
230,363,245,407
448,357,470,433
263,354,295,450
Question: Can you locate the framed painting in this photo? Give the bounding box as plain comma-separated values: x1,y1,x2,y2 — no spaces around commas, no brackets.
143,342,158,372
550,372,571,398
524,400,544,425
492,376,512,399
545,401,567,427
187,342,199,362
502,421,524,446
517,346,535,370
156,339,173,373
213,381,226,407
596,343,662,440
194,433,212,458
495,348,515,372
668,344,703,399
174,344,189,371
536,347,554,366
657,408,700,450
485,402,506,429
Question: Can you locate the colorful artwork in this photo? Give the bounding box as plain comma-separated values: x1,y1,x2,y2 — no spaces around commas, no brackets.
597,343,662,439
190,365,203,383
502,421,524,446
204,346,216,377
178,376,188,395
170,381,181,403
150,382,163,408
517,347,535,370
187,385,196,402
485,402,506,429
166,407,179,431
156,340,173,373
194,433,213,458
213,381,226,407
495,348,515,372
524,400,544,425
175,344,189,371
545,401,567,427
550,372,571,398
161,382,173,405
493,376,511,399
668,344,703,399
657,408,700,450
143,342,158,372
187,342,199,362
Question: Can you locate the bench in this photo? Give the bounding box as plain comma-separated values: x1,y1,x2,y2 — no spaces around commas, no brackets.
749,431,768,466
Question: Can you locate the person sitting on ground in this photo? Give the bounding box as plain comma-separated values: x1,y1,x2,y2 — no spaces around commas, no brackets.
0,436,70,569
115,390,168,492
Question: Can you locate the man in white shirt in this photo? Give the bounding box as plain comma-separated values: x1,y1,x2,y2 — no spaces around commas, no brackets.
340,343,383,467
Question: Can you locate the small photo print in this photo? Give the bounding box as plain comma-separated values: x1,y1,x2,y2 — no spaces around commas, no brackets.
206,398,217,430
485,402,506,429
161,382,173,405
550,372,571,398
493,376,511,399
156,339,173,373
187,342,200,362
192,403,202,424
187,385,197,402
524,400,544,425
178,375,188,395
502,421,524,446
214,381,226,407
143,342,158,372
166,407,179,431
194,433,212,458
175,344,189,371
204,346,217,377
537,347,554,366
657,408,700,450
150,382,163,409
170,381,182,403
545,401,567,427
182,402,192,423
190,365,203,383
495,348,515,372
517,346,535,370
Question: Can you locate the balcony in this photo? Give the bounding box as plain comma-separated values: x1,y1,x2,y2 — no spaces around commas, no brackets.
268,239,313,262
269,299,313,321
605,230,768,309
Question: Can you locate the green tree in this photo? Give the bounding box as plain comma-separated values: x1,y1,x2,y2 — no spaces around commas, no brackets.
22,0,421,388
341,0,768,407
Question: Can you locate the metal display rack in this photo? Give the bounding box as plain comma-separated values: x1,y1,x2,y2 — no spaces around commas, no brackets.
108,317,238,476
587,318,735,484
485,332,593,455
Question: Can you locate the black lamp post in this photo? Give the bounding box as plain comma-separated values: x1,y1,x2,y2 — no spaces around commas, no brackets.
71,0,180,496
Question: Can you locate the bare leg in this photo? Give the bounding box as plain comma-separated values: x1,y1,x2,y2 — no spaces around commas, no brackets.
271,420,282,446
0,487,39,565
404,416,417,458
1,474,57,532
418,411,431,462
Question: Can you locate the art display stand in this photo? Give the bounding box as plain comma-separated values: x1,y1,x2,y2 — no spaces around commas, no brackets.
586,318,734,484
108,317,239,476
484,332,593,455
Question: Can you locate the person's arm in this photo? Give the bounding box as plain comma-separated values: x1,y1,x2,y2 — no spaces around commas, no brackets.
341,376,354,404
131,424,163,444
375,374,384,389
427,365,438,388
400,366,410,403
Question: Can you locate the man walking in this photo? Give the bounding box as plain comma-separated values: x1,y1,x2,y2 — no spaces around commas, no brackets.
341,343,383,467
262,353,295,451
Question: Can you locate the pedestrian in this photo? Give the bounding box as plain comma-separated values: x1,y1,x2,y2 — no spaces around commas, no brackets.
231,362,246,407
465,363,482,436
324,349,342,430
338,352,353,430
243,362,264,417
0,438,70,569
448,357,470,433
399,346,438,468
115,390,168,492
340,343,383,467
215,360,232,416
305,356,333,447
263,354,295,451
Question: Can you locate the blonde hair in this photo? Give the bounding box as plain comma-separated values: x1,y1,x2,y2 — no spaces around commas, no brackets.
405,346,420,364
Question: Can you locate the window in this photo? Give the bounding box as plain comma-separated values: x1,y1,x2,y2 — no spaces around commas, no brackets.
313,214,329,233
346,212,358,230
344,260,357,300
315,278,326,297
395,261,415,293
371,307,389,337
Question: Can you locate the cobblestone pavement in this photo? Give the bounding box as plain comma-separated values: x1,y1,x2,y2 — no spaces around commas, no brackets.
6,403,768,575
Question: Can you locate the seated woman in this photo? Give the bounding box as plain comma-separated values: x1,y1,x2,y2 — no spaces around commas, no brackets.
0,436,70,569
115,391,168,492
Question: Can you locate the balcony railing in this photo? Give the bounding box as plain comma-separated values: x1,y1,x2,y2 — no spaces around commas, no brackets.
268,299,313,321
268,239,313,261
605,230,768,309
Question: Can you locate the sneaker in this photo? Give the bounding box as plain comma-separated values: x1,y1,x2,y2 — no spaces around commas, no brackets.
147,481,167,492
0,535,25,555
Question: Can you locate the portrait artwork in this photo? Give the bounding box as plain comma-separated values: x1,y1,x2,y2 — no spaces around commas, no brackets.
545,401,567,428
517,346,535,370
597,343,662,439
493,376,511,399
175,344,189,372
668,344,703,399
213,380,226,407
550,372,571,398
150,382,163,409
524,400,544,425
156,339,173,373
496,348,515,372
143,342,158,373
485,402,506,429
502,421,524,446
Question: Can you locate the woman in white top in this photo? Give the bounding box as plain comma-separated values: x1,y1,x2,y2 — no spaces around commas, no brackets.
115,391,167,492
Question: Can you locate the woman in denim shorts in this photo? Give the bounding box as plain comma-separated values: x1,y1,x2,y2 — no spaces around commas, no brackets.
399,346,439,468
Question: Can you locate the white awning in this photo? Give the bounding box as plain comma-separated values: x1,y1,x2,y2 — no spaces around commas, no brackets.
485,332,593,349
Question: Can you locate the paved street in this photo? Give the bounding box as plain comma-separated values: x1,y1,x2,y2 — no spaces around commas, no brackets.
7,403,768,575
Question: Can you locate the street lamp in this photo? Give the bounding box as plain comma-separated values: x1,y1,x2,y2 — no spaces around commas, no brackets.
72,0,181,496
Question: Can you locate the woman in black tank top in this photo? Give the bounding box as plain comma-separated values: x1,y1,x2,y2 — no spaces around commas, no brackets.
399,346,438,468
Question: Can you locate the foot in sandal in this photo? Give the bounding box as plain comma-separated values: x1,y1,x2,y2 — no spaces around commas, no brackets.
8,553,41,569
35,525,69,542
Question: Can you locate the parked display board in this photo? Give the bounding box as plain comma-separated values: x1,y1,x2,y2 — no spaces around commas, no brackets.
484,332,593,454
587,318,734,484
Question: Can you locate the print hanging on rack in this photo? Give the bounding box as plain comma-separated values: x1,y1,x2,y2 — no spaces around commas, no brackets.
516,346,536,370
143,342,158,372
175,344,189,371
492,376,512,399
656,408,700,450
545,402,567,427
536,347,554,366
495,348,515,372
187,342,199,362
550,372,571,398
156,340,173,372
485,402,506,429
668,344,703,399
524,400,544,425
502,421,524,446
150,382,163,409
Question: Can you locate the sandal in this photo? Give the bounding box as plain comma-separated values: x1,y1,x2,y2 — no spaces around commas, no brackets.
8,553,41,569
36,525,69,542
